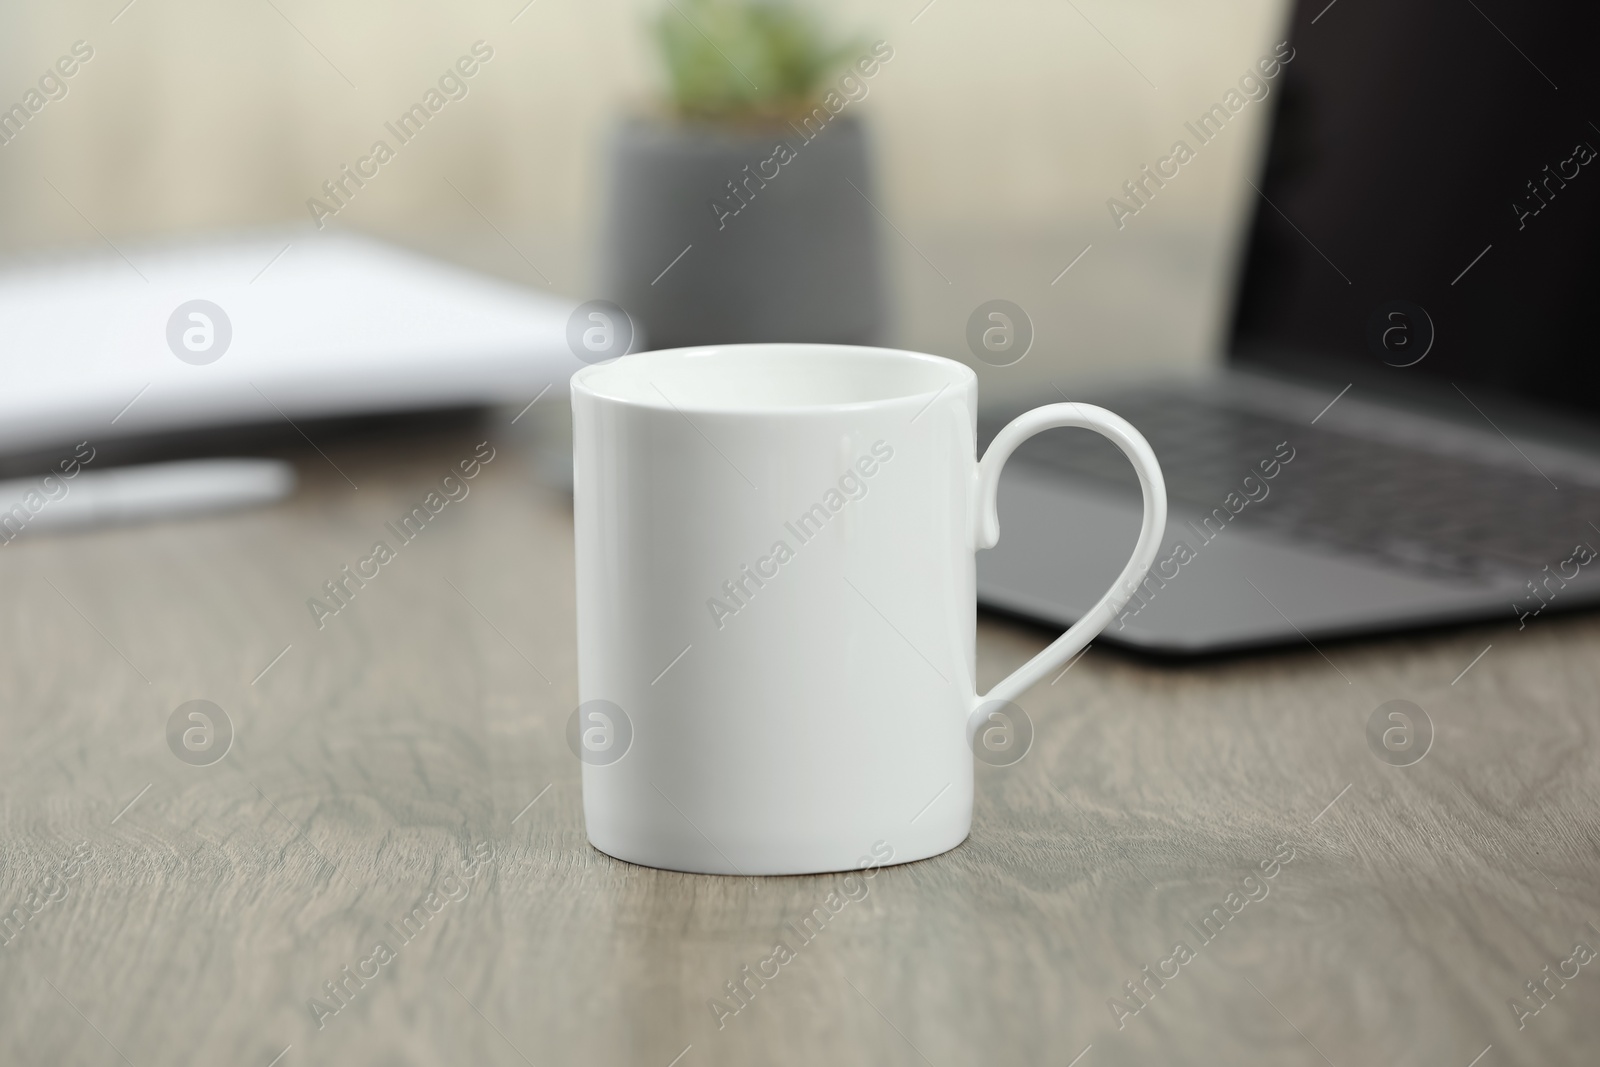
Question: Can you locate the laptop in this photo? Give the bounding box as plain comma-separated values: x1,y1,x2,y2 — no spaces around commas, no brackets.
977,0,1600,653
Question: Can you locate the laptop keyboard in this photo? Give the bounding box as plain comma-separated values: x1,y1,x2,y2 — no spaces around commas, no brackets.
1003,392,1600,583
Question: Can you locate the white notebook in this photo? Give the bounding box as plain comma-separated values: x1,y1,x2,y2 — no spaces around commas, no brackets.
0,231,582,453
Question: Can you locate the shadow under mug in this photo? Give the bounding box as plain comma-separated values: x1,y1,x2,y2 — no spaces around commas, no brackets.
571,344,1166,875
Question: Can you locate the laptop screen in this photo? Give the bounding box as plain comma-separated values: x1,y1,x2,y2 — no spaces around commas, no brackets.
1227,0,1600,424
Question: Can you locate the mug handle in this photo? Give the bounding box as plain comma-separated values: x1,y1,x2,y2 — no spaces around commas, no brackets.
973,402,1167,708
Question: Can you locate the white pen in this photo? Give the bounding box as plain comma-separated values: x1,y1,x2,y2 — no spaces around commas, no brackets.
0,458,296,539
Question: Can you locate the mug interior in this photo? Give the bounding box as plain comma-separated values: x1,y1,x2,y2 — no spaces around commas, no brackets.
572,344,973,411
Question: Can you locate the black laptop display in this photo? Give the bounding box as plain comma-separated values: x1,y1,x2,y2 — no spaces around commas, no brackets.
1230,0,1600,424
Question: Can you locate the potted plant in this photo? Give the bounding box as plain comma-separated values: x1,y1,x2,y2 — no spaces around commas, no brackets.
599,0,892,350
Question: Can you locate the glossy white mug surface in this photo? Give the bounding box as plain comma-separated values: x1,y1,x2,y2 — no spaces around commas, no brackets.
571,344,1166,874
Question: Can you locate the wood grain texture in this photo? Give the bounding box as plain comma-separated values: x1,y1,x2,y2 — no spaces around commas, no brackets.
1,416,1597,1067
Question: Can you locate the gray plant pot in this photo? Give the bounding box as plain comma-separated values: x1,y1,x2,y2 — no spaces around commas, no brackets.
599,114,886,350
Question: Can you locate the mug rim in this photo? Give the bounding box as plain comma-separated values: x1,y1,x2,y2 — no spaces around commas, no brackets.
570,343,976,415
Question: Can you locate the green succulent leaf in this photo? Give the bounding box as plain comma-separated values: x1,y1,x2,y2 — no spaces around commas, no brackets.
654,0,867,122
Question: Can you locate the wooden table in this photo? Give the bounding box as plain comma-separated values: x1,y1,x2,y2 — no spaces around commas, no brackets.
3,416,1596,1067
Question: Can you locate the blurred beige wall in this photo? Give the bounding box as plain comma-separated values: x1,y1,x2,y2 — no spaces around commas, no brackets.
1,0,1289,406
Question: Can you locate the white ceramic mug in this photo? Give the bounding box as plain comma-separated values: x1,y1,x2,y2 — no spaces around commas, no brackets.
571,344,1166,875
